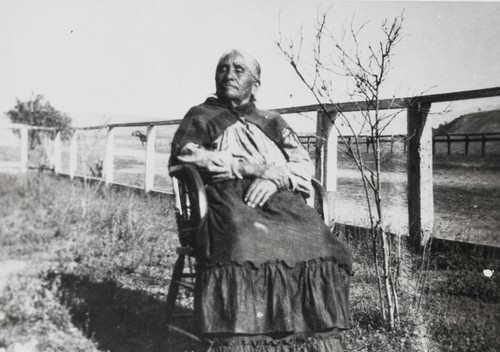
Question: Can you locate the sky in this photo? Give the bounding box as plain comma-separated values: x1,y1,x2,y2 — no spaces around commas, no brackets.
1,0,500,130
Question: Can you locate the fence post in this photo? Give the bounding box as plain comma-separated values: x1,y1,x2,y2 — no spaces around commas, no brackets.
446,134,451,155
145,125,156,192
481,133,486,156
104,127,115,184
465,134,469,155
315,110,338,224
53,131,62,174
69,132,78,179
20,125,28,173
407,101,434,248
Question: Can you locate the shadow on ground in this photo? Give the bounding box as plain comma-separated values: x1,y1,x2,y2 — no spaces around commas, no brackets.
44,272,205,352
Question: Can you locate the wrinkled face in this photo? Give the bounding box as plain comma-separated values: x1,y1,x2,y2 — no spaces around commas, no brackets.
215,53,260,107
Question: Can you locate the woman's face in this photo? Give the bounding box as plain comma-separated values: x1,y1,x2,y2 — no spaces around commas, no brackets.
215,54,260,107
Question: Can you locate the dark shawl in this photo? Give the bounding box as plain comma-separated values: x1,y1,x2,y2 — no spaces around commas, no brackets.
171,97,293,162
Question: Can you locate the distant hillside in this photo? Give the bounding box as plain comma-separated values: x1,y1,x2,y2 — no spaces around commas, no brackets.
434,109,500,134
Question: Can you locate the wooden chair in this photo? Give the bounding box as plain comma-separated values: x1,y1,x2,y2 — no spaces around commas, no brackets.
165,164,330,347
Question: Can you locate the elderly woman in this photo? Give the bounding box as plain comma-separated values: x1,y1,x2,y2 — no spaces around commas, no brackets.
170,50,352,352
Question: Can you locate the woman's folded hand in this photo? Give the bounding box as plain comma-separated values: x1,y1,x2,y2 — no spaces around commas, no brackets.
235,163,290,189
235,164,290,207
259,165,289,189
244,178,278,208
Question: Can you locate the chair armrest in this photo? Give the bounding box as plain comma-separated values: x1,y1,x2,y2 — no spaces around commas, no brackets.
311,178,330,226
169,164,209,257
169,164,208,222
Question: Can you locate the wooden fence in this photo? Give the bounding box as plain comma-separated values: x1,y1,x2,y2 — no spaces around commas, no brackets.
0,124,56,173
433,132,500,155
2,86,500,246
301,132,500,155
273,86,500,246
299,134,408,154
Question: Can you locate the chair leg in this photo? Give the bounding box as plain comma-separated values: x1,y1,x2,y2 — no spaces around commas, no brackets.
165,254,185,352
166,254,185,325
165,254,204,351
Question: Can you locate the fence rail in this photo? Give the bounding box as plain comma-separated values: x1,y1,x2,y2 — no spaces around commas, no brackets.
433,132,500,155
2,86,500,246
300,132,500,155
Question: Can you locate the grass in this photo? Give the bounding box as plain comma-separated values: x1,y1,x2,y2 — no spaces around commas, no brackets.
0,172,179,351
418,241,500,352
335,226,500,352
0,171,499,351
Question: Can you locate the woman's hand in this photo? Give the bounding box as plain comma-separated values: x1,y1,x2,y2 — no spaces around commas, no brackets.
236,163,289,188
260,165,289,189
236,163,289,207
244,178,278,208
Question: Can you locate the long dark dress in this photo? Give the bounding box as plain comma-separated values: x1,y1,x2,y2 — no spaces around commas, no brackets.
171,98,352,352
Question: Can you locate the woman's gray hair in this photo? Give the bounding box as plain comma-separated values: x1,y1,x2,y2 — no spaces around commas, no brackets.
216,49,261,83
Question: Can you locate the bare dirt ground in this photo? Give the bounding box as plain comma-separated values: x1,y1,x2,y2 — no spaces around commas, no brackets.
335,165,500,247
334,144,500,247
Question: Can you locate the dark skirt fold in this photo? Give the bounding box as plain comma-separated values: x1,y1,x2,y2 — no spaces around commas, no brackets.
197,258,351,335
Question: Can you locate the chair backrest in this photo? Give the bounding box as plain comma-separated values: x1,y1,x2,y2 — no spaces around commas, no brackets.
169,165,330,256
